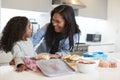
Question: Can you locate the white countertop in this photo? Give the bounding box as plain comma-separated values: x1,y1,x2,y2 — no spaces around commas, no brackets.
86,42,115,46
0,53,120,80
75,42,115,46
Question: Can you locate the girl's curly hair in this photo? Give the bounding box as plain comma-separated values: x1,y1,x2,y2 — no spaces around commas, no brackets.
0,16,28,53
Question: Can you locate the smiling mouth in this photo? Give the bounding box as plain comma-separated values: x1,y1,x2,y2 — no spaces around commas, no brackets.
54,27,60,30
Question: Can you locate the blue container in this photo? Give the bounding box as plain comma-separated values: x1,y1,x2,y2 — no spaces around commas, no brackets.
83,52,108,60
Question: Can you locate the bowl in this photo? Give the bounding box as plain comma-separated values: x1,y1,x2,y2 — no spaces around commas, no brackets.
80,57,100,67
77,60,97,73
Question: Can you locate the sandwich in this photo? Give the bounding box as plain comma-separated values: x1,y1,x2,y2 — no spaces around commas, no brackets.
61,54,71,60
62,54,80,63
67,55,80,63
36,53,50,60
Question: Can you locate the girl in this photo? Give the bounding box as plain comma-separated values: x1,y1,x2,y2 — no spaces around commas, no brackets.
0,16,37,72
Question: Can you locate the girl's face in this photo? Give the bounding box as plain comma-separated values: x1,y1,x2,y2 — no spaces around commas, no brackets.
52,13,65,33
23,21,31,39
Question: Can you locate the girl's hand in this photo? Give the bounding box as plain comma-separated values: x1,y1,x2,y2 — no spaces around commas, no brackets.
9,59,15,65
16,64,28,72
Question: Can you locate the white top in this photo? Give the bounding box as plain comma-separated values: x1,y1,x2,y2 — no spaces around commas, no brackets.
0,53,120,80
12,38,37,66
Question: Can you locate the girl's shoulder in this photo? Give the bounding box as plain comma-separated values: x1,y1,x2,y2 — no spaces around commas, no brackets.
15,38,31,44
26,38,31,41
13,38,32,49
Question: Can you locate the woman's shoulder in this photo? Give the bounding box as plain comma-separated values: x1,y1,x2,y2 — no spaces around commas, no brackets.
36,23,49,35
74,33,79,37
39,23,49,30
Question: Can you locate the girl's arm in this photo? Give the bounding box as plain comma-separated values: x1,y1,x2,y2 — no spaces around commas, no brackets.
12,44,27,72
16,64,28,72
9,58,28,72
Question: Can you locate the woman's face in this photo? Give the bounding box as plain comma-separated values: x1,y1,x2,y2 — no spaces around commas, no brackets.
23,21,32,39
52,13,65,33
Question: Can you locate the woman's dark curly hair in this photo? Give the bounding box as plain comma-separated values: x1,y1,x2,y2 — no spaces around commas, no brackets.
0,16,28,53
45,5,81,50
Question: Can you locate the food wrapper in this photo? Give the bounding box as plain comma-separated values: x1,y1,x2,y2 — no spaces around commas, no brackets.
23,57,40,71
99,60,117,68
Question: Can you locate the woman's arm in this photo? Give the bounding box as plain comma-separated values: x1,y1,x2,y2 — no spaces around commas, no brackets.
32,24,48,47
56,33,79,56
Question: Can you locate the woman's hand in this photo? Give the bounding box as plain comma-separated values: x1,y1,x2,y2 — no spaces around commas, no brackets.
16,64,28,72
50,54,61,59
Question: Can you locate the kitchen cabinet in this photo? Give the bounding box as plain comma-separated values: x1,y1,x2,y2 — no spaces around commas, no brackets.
78,0,107,19
1,0,52,12
51,0,107,19
1,0,107,19
0,0,1,33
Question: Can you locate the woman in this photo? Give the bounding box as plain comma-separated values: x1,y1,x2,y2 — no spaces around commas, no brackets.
32,5,81,58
